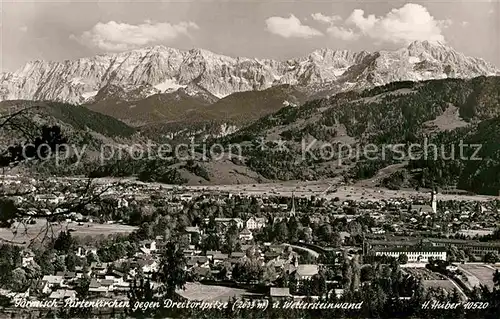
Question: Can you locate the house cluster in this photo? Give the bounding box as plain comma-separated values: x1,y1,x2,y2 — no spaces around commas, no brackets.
196,217,268,243
9,239,169,304
181,241,319,285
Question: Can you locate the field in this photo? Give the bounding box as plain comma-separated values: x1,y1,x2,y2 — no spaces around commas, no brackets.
404,268,467,299
0,219,137,245
458,264,497,291
175,181,495,202
176,282,261,301
73,177,498,202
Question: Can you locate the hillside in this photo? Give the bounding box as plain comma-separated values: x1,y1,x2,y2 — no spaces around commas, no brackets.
0,100,136,138
86,86,216,126
216,76,500,194
4,77,500,195
0,100,138,175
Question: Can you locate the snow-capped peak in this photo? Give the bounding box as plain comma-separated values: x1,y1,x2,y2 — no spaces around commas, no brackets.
0,42,498,103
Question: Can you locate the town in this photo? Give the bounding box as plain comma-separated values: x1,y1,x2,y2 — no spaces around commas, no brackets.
0,175,499,318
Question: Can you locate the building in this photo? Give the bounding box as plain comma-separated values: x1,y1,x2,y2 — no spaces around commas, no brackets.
364,237,500,258
269,287,292,300
246,217,267,230
374,247,447,263
239,228,253,241
117,198,129,208
49,289,76,300
431,190,437,214
289,193,296,217
139,240,157,254
21,250,35,267
294,264,319,281
410,205,434,215
209,218,244,229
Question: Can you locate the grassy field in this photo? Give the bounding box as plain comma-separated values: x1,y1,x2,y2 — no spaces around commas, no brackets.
77,177,498,202
0,219,137,245
458,264,497,291
179,182,495,202
176,282,261,301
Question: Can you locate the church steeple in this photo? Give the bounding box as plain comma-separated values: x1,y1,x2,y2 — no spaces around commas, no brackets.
431,188,437,214
289,193,296,217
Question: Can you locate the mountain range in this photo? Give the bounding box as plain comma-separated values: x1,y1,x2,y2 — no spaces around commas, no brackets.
1,41,498,107
2,41,500,194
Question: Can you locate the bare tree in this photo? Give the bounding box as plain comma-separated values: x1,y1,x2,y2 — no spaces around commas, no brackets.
0,104,116,247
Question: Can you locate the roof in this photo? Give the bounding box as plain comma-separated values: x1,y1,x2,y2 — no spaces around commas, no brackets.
296,264,319,277
270,287,290,297
185,226,201,233
214,218,243,223
206,250,221,256
213,253,229,260
42,275,63,284
248,217,266,223
49,290,76,299
375,247,447,253
192,267,211,277
411,205,433,212
100,279,114,286
240,228,252,235
89,279,101,288
111,270,125,278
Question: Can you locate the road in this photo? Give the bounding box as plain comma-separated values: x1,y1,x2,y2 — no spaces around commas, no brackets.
282,243,320,258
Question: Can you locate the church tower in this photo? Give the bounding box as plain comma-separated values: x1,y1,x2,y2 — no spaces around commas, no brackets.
289,193,296,217
431,189,437,214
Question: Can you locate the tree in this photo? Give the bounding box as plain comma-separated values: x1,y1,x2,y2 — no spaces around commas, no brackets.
318,224,334,244
128,278,156,316
287,217,301,242
361,264,374,282
10,268,27,292
154,241,187,298
224,223,239,253
233,257,262,284
274,221,289,243
398,253,409,265
260,264,277,284
342,259,352,291
484,252,499,264
53,255,66,273
332,232,342,248
0,199,18,228
65,251,78,272
75,276,91,298
351,255,361,292
201,233,220,252
54,231,75,253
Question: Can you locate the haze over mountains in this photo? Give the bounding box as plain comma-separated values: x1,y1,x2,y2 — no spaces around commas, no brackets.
1,41,498,105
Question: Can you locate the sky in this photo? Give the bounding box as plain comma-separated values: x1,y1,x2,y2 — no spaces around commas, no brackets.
0,0,499,73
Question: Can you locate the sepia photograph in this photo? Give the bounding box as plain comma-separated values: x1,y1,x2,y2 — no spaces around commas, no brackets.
0,0,499,318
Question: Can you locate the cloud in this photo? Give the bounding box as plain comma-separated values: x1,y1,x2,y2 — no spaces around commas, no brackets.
345,4,450,44
311,13,358,41
327,26,360,41
72,20,199,51
266,14,323,38
461,21,470,27
311,13,341,24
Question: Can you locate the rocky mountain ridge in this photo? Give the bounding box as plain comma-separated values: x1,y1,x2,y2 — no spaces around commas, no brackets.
1,41,498,104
